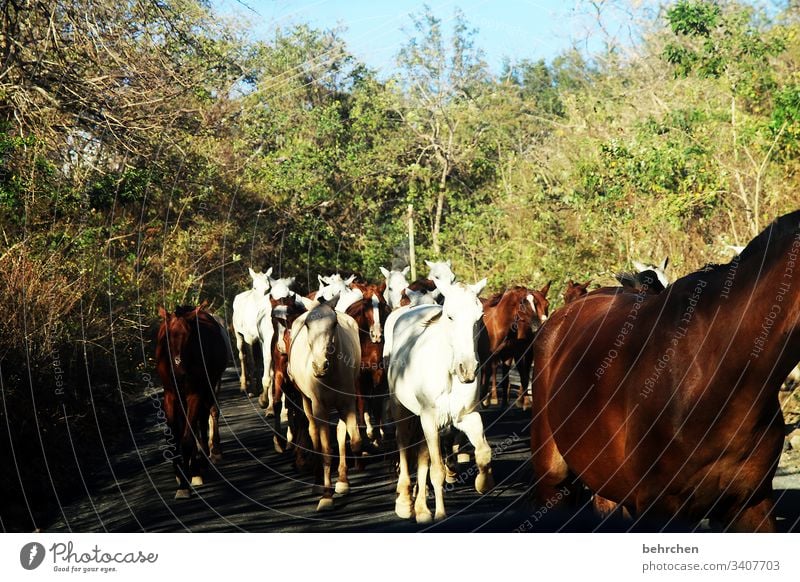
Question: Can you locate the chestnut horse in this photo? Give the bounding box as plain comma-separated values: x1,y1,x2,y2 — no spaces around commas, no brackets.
346,291,391,446
156,304,228,499
268,294,308,454
479,283,550,407
531,211,800,531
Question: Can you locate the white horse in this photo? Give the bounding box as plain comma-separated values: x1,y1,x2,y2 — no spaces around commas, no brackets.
380,266,410,310
388,277,494,523
288,297,362,511
317,273,364,312
232,267,276,412
268,275,296,301
424,259,456,303
633,257,670,288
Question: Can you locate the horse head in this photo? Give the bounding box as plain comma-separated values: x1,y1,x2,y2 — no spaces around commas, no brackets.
159,305,202,372
524,281,551,333
269,276,295,302
438,278,487,383
425,259,456,286
563,279,591,304
380,266,410,310
304,301,339,377
249,267,273,295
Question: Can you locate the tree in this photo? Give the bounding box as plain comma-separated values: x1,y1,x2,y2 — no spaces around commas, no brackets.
395,6,490,256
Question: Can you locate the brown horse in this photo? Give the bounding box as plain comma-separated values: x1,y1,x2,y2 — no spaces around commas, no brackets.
346,292,391,446
563,279,591,304
479,283,550,407
268,295,308,454
531,211,800,531
156,304,228,499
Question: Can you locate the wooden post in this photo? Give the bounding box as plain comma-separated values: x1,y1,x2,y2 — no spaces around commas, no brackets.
407,204,416,281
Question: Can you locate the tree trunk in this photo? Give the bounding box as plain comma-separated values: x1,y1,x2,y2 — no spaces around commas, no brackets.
432,161,448,256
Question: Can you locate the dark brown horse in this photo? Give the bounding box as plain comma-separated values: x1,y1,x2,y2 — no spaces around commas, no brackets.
479,283,550,407
563,279,591,304
531,211,800,531
346,291,391,446
156,304,228,499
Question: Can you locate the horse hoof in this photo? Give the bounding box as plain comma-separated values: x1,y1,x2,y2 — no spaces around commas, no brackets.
395,500,413,519
456,453,471,464
317,498,335,512
475,472,495,494
445,471,458,484
191,476,204,487
210,452,223,465
174,489,191,500
434,511,446,522
273,437,285,454
415,511,433,524
334,481,350,495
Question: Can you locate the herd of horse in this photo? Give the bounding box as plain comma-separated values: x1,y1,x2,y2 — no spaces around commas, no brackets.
155,210,800,531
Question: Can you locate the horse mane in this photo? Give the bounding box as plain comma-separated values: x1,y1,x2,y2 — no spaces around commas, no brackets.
485,291,505,307
738,210,800,263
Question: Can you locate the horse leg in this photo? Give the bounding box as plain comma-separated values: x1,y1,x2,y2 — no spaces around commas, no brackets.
188,396,210,487
419,409,446,521
354,371,370,442
344,399,363,473
316,405,335,511
514,348,531,408
236,334,248,394
208,402,222,464
414,439,433,523
530,405,571,505
724,496,777,532
392,399,414,519
302,396,322,490
593,494,621,519
369,368,386,445
489,360,499,406
454,411,495,494
259,338,275,414
164,390,190,498
335,419,352,494
272,366,286,453
498,361,510,407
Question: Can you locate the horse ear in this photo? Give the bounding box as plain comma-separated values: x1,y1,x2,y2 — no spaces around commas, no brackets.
158,306,169,320
197,300,209,312
633,260,647,272
287,277,295,286
249,267,257,280
471,278,488,297
432,277,451,295
584,279,592,288
445,259,451,267
424,260,433,268
402,266,410,276
380,266,390,278
541,281,551,296
265,267,273,277
318,274,326,284
344,274,356,286
661,257,669,271
567,279,574,286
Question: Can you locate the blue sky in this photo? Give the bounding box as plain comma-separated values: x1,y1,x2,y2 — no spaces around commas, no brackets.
212,0,655,74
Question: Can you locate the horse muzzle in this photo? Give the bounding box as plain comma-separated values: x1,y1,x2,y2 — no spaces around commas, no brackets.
455,360,478,384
